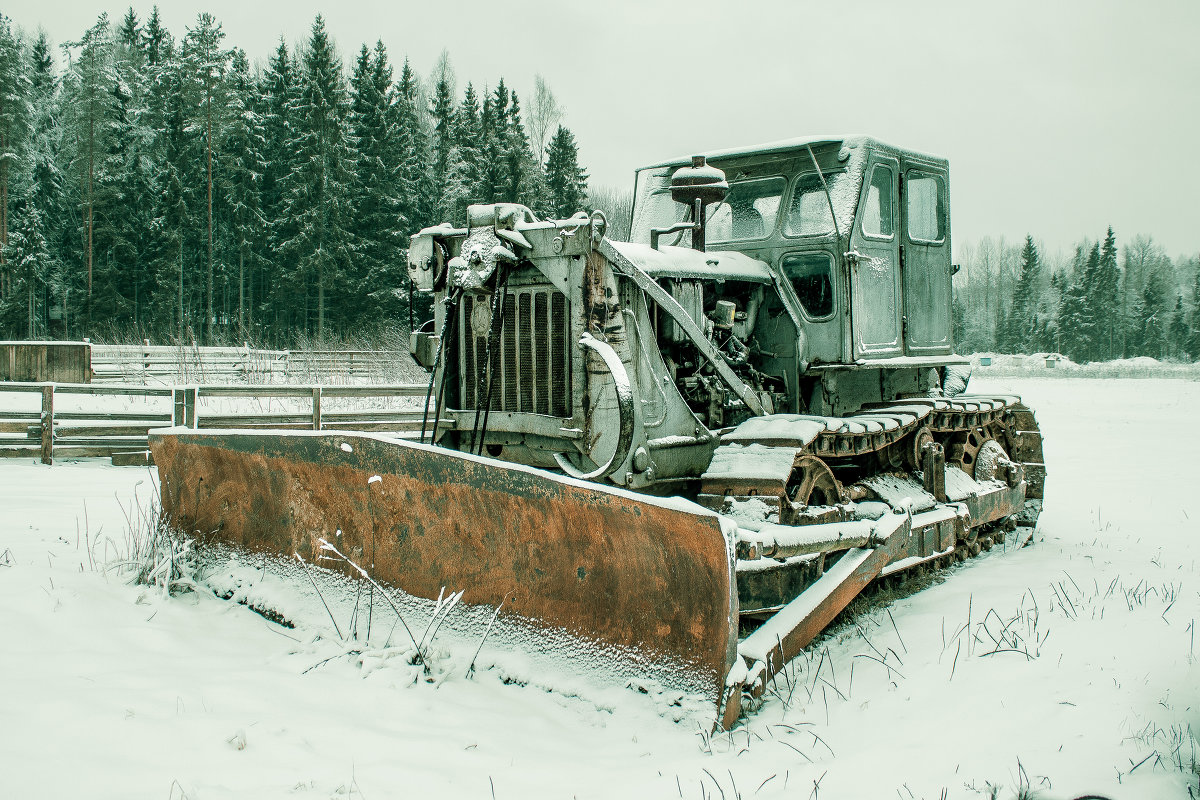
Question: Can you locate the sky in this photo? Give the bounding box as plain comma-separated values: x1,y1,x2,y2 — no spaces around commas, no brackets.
10,0,1200,259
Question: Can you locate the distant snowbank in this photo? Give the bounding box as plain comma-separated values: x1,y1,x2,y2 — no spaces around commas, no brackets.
970,352,1200,378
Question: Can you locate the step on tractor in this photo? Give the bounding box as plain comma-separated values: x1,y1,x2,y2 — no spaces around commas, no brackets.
151,136,1045,728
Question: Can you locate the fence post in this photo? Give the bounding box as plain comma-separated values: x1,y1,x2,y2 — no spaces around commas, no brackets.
312,386,322,431
185,386,198,429
143,338,150,373
40,384,54,465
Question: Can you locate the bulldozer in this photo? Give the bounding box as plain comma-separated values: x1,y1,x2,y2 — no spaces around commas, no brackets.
150,135,1045,728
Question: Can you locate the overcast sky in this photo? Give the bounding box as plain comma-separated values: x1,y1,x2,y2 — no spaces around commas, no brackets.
11,0,1200,259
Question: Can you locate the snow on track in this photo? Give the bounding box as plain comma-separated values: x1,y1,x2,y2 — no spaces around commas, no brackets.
1,377,1198,799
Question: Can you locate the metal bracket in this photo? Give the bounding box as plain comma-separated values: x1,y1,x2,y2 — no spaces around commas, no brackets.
553,333,635,481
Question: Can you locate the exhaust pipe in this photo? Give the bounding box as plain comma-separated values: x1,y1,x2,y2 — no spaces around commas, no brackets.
650,155,728,252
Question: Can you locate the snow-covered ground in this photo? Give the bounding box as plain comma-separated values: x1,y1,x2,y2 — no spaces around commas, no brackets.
1,377,1198,799
971,352,1200,379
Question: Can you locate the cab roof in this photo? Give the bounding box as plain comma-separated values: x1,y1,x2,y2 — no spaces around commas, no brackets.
637,135,945,172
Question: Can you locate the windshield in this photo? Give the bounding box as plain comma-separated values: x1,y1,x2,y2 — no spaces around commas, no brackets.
631,160,862,246
784,175,836,236
707,178,786,242
630,174,786,245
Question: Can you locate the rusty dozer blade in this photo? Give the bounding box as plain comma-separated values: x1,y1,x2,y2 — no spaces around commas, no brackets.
150,424,1030,727
149,428,739,702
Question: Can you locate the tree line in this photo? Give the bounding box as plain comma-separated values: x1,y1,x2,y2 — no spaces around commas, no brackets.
0,10,590,345
954,229,1200,363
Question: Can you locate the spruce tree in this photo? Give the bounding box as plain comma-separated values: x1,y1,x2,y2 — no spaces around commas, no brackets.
117,8,143,57
1092,226,1121,359
1187,265,1200,360
29,32,54,98
140,8,175,145
1169,295,1187,359
144,7,169,66
1077,244,1101,359
90,60,143,327
438,83,481,222
154,65,192,339
544,125,587,219
1006,235,1042,352
0,14,32,305
478,83,506,202
503,91,546,215
181,12,232,343
279,15,355,339
258,38,296,330
393,58,432,233
89,18,168,332
1056,255,1090,362
428,71,455,201
1136,266,1171,358
348,40,406,326
220,48,263,337
61,14,119,325
455,83,482,187
24,32,63,336
0,204,51,336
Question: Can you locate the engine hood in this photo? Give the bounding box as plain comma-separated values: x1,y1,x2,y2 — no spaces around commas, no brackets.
605,240,773,284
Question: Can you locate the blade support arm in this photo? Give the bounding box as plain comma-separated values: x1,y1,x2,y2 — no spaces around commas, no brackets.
599,239,765,417
553,332,636,481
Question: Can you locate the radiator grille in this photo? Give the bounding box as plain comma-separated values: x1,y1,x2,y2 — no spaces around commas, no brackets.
459,287,571,417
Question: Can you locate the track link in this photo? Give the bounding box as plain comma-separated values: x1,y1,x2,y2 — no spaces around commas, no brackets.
714,395,1046,728
701,394,1042,520
700,394,1045,617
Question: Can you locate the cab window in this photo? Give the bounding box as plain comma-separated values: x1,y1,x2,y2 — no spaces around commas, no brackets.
782,253,835,319
861,164,895,239
784,176,835,236
905,172,946,243
707,177,785,243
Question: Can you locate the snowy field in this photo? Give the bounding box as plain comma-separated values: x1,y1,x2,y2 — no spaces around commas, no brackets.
1,377,1198,799
970,352,1200,380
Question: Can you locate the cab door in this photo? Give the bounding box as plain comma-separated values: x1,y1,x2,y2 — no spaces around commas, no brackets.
848,155,902,359
900,164,952,354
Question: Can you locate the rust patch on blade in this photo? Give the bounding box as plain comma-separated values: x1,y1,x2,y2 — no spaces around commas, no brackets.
150,430,736,697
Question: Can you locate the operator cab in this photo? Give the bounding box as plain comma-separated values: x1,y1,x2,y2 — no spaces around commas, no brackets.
630,136,957,381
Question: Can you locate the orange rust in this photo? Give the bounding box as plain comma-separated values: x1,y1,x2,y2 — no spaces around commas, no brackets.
151,430,737,697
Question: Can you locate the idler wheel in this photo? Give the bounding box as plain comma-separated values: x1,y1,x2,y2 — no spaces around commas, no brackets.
786,454,843,508
905,427,935,471
972,439,1012,483
947,427,986,476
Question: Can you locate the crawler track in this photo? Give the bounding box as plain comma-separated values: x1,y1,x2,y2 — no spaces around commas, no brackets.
703,394,1046,727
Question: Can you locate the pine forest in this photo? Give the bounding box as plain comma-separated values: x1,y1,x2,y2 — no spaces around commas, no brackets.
0,10,588,346
0,9,1197,361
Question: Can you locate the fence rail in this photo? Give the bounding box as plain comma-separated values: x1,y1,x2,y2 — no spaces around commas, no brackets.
89,343,420,384
0,380,435,465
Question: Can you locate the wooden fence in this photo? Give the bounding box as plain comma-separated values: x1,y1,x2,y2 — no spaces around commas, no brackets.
89,343,420,384
1,341,92,382
0,381,437,465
